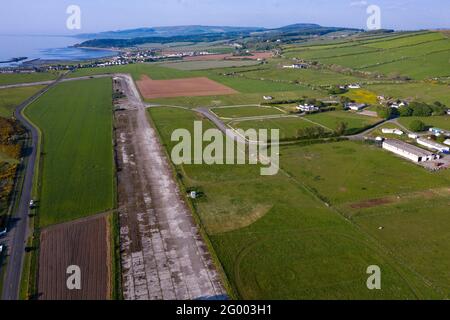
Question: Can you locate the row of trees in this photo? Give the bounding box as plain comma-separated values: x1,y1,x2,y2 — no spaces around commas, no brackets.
376,101,448,120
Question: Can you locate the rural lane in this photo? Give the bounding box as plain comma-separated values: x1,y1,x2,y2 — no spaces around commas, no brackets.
1,76,67,300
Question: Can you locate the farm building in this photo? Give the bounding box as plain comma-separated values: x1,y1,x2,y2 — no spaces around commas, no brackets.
263,96,273,101
382,139,440,163
348,84,361,89
390,101,408,109
346,103,367,111
382,128,404,136
283,64,307,69
429,127,450,137
408,133,419,139
297,104,319,112
445,139,450,146
417,138,450,153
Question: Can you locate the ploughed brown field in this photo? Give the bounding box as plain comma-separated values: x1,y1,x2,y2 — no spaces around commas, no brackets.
183,51,273,61
136,75,238,99
38,214,111,300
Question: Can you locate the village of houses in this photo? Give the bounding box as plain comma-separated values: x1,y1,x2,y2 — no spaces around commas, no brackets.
265,80,450,171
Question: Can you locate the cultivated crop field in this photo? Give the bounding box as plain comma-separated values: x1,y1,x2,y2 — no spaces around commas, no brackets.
305,111,382,135
38,214,111,300
137,75,238,98
148,106,444,299
0,85,45,117
25,78,115,226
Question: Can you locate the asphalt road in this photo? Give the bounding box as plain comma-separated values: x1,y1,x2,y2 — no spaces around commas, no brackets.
0,76,66,300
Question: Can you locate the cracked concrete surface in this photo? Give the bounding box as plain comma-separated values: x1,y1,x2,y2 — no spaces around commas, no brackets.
113,74,225,300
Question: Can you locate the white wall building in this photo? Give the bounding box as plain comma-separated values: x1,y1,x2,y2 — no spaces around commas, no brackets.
297,104,319,112
382,128,404,135
417,138,450,153
383,139,440,163
346,103,366,111
348,84,361,89
444,139,450,146
263,96,273,101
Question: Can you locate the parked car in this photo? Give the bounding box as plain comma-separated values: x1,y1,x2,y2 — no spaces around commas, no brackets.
29,200,35,209
0,244,3,255
0,228,6,237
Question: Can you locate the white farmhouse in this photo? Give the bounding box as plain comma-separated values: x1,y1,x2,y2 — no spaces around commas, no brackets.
346,103,366,111
348,84,361,89
417,138,450,153
297,104,319,112
383,139,440,163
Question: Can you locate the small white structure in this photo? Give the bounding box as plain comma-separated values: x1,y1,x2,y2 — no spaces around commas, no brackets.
408,133,419,139
346,103,366,111
283,64,307,69
263,96,273,101
417,138,450,153
189,191,198,199
297,104,319,112
383,139,440,163
348,84,361,89
444,139,450,146
375,137,384,142
429,127,449,137
390,102,407,109
382,128,404,135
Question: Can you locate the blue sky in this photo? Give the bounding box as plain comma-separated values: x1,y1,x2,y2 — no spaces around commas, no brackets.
1,0,449,35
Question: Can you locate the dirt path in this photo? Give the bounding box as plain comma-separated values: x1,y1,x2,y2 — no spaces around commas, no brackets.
113,74,225,300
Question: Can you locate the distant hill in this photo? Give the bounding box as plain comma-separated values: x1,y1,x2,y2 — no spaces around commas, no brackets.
77,25,265,39
75,23,362,48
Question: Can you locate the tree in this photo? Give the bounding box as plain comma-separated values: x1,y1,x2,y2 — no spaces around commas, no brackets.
398,105,413,117
376,106,394,119
408,119,426,132
409,102,432,117
335,121,348,136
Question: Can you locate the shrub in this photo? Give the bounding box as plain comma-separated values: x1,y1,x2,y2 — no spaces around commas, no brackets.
408,119,426,132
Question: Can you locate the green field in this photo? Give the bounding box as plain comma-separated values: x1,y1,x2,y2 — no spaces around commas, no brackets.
0,86,45,117
212,105,285,119
397,116,450,131
305,111,382,135
148,106,447,299
284,31,450,80
148,89,324,108
367,83,450,105
161,60,261,71
243,66,366,86
0,72,58,86
25,78,115,226
230,117,324,140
